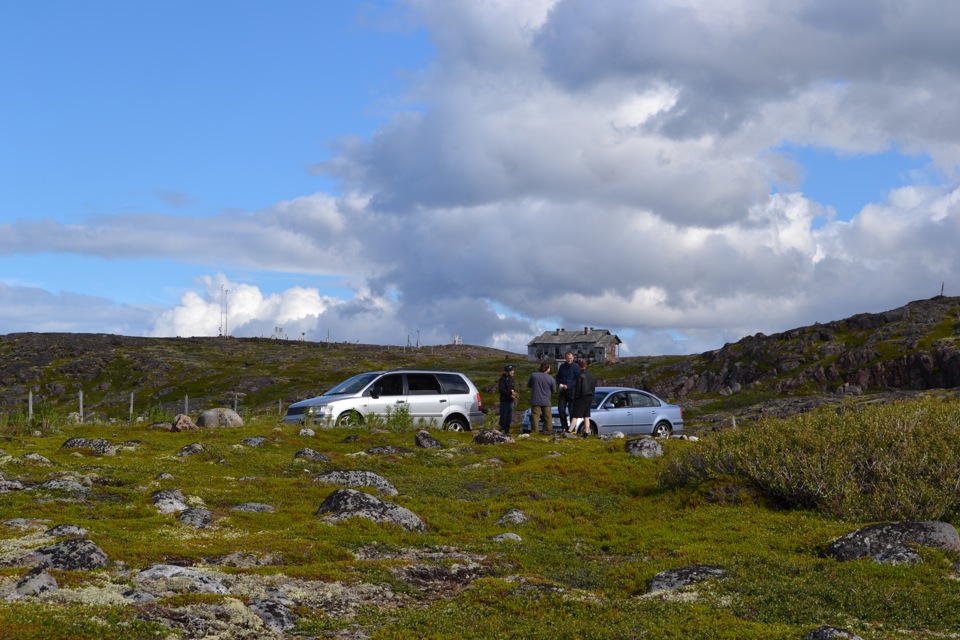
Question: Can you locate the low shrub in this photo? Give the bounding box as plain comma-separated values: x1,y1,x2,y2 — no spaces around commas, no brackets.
660,397,960,521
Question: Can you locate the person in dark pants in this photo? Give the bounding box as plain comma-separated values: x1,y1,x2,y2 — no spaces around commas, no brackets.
570,359,597,436
498,365,518,434
555,351,580,433
526,362,556,434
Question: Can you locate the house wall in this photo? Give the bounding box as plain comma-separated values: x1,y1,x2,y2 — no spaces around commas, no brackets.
527,342,618,364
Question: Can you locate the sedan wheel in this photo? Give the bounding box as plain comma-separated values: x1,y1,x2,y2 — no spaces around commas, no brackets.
653,421,671,438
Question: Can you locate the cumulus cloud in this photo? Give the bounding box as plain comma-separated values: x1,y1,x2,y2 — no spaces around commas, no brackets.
5,0,960,355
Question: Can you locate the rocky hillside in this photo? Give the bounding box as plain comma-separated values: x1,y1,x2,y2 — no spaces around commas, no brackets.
3,296,960,425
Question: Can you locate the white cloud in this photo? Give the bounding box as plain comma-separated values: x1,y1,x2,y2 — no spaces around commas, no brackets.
5,0,960,356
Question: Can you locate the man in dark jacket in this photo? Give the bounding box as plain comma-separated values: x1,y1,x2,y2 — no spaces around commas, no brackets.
498,365,519,434
571,359,597,436
555,351,580,433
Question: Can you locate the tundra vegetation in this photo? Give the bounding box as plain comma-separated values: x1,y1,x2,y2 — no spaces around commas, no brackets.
1,396,960,639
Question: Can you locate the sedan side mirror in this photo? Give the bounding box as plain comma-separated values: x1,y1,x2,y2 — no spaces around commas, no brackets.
370,386,382,399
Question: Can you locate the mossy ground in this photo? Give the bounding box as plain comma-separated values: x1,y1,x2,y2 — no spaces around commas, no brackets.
1,405,959,639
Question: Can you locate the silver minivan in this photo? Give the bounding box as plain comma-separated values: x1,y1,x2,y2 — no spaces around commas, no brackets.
282,369,486,430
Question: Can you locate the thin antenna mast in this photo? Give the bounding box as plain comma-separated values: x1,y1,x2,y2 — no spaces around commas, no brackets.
220,286,230,337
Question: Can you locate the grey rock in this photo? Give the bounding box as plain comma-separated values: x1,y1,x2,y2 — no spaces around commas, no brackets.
496,509,529,526
232,502,275,513
415,429,444,449
135,563,229,595
15,567,59,596
21,453,53,465
316,488,426,532
473,429,515,445
37,477,90,494
172,413,199,431
31,538,109,570
364,445,413,455
152,488,189,514
826,521,960,561
492,532,522,542
60,437,116,456
197,407,244,428
0,478,26,493
178,506,214,528
155,472,176,481
247,597,297,632
626,437,663,458
803,626,865,640
123,589,157,603
295,447,331,462
315,470,399,497
45,524,89,537
241,436,267,447
299,427,316,437
647,564,726,593
4,518,49,529
176,443,204,457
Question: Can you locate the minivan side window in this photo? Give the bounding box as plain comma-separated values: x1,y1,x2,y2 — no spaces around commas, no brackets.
406,373,442,395
377,374,405,396
435,373,469,395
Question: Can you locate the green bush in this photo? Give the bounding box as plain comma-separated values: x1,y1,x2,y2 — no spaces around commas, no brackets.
660,397,960,521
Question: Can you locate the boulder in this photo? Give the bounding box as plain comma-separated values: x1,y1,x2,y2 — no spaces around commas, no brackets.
626,438,663,458
178,506,214,529
826,521,960,561
473,429,515,445
152,488,189,514
15,567,58,596
496,509,529,526
295,448,331,462
415,429,445,449
172,414,199,431
247,597,297,632
197,408,244,428
232,503,275,513
647,564,726,593
59,437,116,456
316,488,426,532
314,470,399,497
31,538,109,570
135,564,229,595
176,443,204,457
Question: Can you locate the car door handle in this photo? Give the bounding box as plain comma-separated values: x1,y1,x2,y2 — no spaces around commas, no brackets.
395,400,407,404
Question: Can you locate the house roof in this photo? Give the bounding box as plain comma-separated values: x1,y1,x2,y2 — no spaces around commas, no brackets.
527,328,621,348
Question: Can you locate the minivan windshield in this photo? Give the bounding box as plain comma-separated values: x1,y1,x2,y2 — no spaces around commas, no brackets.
323,373,380,396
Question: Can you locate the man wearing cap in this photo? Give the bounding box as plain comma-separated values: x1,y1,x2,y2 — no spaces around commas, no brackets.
498,365,519,434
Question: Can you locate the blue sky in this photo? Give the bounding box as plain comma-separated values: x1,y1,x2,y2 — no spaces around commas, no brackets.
3,1,960,355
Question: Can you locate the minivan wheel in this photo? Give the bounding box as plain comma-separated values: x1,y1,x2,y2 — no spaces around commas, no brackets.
444,416,469,432
336,411,363,427
653,421,671,438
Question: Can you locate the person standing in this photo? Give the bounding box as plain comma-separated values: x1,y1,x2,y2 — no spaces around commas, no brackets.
526,362,556,435
570,359,597,436
555,351,580,433
498,365,519,434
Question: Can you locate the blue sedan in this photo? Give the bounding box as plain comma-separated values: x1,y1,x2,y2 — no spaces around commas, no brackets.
521,387,684,437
